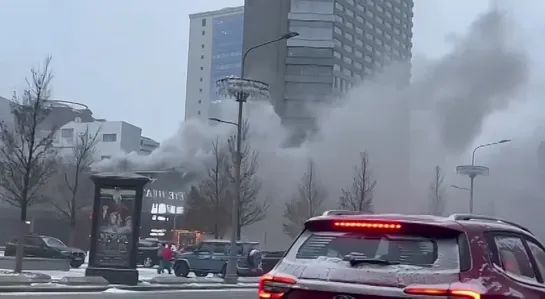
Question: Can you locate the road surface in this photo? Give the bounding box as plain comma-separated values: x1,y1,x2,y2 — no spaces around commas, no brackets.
0,289,256,299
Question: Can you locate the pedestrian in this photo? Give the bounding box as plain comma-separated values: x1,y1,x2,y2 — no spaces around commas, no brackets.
157,243,165,274
161,243,173,275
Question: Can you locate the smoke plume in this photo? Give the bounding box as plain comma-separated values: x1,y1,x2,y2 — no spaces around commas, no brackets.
94,6,545,247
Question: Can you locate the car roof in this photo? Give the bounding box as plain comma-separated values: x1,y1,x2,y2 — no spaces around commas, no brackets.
307,213,533,236
201,239,259,245
307,213,465,232
455,219,534,236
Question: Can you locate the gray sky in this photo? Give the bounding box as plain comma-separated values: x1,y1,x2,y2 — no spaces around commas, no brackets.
0,0,527,141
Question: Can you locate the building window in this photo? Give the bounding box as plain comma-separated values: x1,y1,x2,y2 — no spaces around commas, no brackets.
201,55,204,59
356,4,364,12
202,31,205,35
201,19,206,27
200,66,204,70
356,15,363,24
198,100,202,104
197,111,201,115
102,133,117,142
355,49,363,57
289,20,334,40
100,155,111,160
61,128,74,143
286,65,333,76
61,128,73,138
199,88,203,92
200,78,203,82
201,44,205,49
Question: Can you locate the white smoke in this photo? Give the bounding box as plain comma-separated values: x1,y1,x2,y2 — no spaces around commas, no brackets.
94,6,545,246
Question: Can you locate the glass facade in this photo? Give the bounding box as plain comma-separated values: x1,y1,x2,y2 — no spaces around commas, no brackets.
210,13,244,107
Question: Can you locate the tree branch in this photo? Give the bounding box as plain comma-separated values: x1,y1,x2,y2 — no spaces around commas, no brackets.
283,158,326,238
339,151,376,213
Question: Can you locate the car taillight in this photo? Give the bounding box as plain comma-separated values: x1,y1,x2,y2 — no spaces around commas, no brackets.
334,221,402,229
258,274,296,299
404,285,481,299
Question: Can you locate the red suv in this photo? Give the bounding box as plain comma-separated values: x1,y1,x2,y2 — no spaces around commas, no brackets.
258,211,545,298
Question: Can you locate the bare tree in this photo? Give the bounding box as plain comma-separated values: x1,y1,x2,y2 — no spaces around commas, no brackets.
197,138,230,238
0,57,58,273
428,165,446,216
181,186,209,232
49,125,99,245
227,120,268,239
283,159,327,238
339,151,376,212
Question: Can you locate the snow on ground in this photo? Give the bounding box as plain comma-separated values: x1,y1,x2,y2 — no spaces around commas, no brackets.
0,264,168,281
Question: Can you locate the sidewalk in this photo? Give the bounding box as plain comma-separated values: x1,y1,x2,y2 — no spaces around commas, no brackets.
0,269,259,292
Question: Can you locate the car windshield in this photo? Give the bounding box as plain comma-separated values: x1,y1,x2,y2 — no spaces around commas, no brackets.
288,231,460,270
43,237,67,248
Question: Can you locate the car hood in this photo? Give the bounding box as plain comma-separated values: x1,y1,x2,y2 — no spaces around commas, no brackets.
51,246,85,254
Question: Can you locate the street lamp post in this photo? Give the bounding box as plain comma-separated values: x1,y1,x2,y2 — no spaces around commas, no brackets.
210,32,299,285
450,185,470,192
457,139,510,214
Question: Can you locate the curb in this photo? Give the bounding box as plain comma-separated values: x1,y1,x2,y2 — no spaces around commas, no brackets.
0,285,110,293
113,283,258,291
0,283,258,293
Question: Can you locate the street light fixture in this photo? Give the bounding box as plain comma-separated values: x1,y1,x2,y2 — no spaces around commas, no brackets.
213,32,299,285
450,184,470,192
471,139,511,165
457,139,511,214
209,118,237,127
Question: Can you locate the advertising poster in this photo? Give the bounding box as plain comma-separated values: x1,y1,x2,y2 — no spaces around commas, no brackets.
94,187,136,268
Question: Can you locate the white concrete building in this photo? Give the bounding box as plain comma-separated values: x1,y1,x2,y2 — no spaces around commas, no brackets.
0,96,11,125
140,136,160,155
55,119,159,160
184,6,244,122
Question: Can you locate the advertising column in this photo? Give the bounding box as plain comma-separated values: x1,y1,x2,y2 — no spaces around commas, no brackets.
85,172,150,286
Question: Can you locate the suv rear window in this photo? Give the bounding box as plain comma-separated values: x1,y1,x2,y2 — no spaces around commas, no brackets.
287,231,460,270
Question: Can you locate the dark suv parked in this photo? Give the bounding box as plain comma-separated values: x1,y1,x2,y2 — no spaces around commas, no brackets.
260,211,545,299
137,239,170,268
174,239,262,277
4,234,86,268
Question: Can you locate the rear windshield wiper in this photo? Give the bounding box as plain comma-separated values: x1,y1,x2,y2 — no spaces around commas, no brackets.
343,256,401,267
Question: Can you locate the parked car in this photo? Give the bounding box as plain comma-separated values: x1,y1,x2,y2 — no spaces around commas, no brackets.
173,239,262,277
4,234,86,268
259,211,545,298
137,238,171,268
261,250,284,273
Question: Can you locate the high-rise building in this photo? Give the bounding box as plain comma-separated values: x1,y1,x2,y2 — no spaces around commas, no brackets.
185,6,244,122
242,0,413,137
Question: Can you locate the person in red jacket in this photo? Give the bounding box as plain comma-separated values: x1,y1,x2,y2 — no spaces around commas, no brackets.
160,243,173,274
